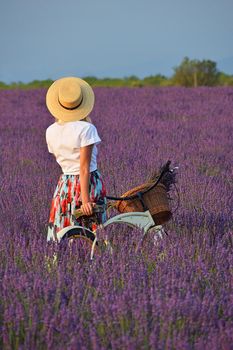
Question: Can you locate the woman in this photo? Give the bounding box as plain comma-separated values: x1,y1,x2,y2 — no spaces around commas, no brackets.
45,76,107,241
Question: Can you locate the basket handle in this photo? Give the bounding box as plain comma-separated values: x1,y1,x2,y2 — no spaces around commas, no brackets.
106,160,171,202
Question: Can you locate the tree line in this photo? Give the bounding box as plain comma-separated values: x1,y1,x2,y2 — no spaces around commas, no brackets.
1,57,233,89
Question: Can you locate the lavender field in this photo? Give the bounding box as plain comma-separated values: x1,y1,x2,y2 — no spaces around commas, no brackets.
0,87,232,349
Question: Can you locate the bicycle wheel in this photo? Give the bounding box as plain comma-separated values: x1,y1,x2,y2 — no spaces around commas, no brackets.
61,227,99,260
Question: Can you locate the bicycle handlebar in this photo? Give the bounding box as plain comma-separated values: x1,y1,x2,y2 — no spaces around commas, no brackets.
73,203,107,218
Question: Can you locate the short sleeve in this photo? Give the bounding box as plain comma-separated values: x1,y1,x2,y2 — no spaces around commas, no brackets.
80,123,101,147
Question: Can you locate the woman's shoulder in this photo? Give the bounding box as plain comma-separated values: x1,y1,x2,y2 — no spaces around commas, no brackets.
73,120,97,132
74,120,96,127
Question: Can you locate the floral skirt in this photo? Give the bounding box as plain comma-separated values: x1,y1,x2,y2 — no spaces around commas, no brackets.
47,169,107,241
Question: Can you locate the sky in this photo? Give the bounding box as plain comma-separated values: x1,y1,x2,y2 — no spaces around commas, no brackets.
0,0,233,83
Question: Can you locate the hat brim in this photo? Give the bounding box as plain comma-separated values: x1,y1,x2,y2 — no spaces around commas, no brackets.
46,77,95,122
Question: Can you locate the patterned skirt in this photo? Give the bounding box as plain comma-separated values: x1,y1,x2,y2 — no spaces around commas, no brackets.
47,169,107,241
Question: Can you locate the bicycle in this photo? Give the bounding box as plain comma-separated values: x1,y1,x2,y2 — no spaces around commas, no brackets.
49,160,178,260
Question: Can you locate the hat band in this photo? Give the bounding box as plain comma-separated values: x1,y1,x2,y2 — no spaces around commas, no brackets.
58,96,83,110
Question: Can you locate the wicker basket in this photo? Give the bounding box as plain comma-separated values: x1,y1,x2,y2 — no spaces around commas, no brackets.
115,182,172,225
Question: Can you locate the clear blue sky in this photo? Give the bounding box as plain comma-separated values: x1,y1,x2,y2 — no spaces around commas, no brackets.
0,0,233,83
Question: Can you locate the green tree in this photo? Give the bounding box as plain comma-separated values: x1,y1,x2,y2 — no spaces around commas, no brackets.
172,57,220,87
143,74,168,86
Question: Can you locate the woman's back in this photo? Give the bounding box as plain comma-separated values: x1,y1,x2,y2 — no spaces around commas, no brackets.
46,120,101,175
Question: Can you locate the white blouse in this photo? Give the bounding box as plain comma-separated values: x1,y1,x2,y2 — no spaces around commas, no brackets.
46,120,101,175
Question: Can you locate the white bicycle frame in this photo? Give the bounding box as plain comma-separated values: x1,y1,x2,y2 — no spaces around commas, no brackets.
49,210,164,260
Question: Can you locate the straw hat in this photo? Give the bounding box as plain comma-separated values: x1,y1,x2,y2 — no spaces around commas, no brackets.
46,76,95,122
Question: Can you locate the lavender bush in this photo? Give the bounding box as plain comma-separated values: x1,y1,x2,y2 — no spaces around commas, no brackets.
0,87,232,349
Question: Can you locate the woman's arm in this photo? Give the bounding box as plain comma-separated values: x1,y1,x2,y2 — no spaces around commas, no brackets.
79,144,95,215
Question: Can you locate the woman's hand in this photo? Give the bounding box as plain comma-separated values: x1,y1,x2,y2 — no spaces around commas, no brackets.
80,201,96,216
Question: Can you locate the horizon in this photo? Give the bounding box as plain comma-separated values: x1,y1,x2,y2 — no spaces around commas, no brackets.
1,63,233,86
1,55,233,85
